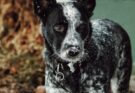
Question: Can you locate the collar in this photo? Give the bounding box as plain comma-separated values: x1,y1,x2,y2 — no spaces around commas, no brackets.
54,60,82,81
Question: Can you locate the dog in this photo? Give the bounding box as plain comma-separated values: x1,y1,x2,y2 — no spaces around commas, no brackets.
33,0,132,93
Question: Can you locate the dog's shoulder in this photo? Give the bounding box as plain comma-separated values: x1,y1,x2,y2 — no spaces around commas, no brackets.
91,19,120,35
90,19,118,44
89,19,130,59
90,19,130,42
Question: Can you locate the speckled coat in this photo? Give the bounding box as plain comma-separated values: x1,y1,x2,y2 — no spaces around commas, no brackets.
33,0,132,93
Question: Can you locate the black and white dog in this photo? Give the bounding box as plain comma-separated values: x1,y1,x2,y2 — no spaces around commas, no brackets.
33,0,132,93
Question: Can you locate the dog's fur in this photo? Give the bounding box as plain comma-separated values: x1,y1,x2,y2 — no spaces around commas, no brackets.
33,0,132,93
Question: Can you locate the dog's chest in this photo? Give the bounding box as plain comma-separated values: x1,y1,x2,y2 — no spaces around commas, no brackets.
46,59,108,93
47,62,81,89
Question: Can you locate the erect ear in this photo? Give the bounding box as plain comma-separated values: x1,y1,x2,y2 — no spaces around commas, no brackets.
77,0,96,17
33,0,56,21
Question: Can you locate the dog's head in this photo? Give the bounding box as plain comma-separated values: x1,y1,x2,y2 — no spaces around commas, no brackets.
34,0,96,63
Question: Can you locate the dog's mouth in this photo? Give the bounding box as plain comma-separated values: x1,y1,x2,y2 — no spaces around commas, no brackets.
59,48,84,63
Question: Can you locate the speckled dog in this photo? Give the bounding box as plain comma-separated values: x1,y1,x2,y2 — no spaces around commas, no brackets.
33,0,132,93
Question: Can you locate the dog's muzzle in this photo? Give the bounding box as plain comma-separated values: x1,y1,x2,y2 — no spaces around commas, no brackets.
67,46,80,57
59,43,84,63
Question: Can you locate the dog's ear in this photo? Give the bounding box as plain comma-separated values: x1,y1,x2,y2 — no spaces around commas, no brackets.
33,0,56,21
77,0,96,17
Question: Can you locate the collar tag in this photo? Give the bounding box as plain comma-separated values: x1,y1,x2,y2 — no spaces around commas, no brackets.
55,64,64,81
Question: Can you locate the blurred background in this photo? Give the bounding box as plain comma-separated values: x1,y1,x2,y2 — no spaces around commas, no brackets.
0,0,135,93
0,0,45,93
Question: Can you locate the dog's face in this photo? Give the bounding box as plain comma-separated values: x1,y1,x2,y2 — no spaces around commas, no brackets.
34,0,95,63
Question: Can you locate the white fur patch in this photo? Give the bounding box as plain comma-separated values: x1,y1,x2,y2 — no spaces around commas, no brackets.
56,3,84,62
68,62,75,72
61,3,81,27
111,77,118,93
45,87,69,93
56,0,76,3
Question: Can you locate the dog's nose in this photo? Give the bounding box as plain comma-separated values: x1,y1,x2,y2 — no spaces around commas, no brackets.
68,46,80,57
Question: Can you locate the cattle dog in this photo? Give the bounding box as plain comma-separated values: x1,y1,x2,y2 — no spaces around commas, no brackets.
33,0,132,93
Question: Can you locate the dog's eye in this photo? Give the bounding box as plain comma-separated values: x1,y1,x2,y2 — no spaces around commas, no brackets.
76,23,88,39
54,25,65,33
77,23,87,32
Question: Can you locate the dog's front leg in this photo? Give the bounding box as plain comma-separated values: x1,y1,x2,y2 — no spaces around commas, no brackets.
81,74,111,93
45,73,70,93
83,85,108,93
45,86,70,93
